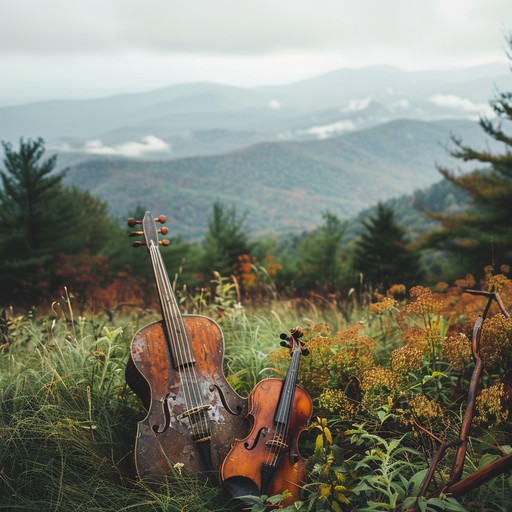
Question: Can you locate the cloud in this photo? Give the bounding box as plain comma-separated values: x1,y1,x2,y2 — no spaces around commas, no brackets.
429,94,495,118
389,99,410,110
1,0,510,62
303,120,356,139
1,0,510,105
75,135,171,158
269,99,282,110
341,98,371,113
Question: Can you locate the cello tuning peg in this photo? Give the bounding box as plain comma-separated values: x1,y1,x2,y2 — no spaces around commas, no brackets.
129,230,144,237
280,332,290,341
280,341,291,348
132,241,146,248
158,227,169,235
155,215,167,224
301,346,310,356
127,217,142,227
159,239,170,247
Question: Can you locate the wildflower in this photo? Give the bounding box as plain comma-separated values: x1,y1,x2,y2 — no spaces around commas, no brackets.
400,326,428,350
453,274,476,293
390,345,424,376
318,388,355,421
480,314,512,370
406,394,446,430
487,273,509,293
442,333,472,372
387,283,406,298
434,281,449,293
401,286,443,316
361,366,400,411
369,296,397,314
475,383,510,427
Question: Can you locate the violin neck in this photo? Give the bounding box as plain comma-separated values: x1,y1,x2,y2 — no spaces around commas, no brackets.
274,348,301,427
148,241,196,368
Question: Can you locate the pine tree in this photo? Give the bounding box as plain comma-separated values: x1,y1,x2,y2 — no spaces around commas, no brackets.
296,211,346,294
352,203,423,290
0,138,114,306
201,201,251,277
423,37,512,277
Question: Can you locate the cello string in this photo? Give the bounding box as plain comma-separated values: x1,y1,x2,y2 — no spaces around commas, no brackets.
154,245,208,440
150,243,201,439
152,242,210,439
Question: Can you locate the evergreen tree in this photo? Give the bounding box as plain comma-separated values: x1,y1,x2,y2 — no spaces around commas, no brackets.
423,37,512,277
352,203,423,290
201,201,251,277
296,211,346,294
0,138,115,306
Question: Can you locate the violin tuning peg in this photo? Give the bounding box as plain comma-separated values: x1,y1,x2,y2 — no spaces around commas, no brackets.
129,230,144,237
280,332,290,341
159,239,170,247
132,241,146,248
155,215,167,224
127,217,142,227
158,227,169,235
301,348,310,356
280,341,291,349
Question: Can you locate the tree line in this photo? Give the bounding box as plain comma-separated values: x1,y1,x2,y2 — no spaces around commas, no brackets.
1,38,511,310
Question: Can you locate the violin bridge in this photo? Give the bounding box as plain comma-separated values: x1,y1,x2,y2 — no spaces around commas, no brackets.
176,404,211,420
265,438,288,450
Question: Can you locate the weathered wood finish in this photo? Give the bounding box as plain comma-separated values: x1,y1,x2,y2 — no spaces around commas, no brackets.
220,377,312,506
126,315,247,484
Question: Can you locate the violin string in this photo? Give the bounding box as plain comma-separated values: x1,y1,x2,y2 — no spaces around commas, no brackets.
150,243,202,439
151,242,210,439
266,340,301,468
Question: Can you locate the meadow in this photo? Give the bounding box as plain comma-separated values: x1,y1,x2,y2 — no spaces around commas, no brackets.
2,270,512,512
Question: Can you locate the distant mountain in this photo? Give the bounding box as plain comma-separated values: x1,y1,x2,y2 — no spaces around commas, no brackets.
63,118,491,239
0,64,508,160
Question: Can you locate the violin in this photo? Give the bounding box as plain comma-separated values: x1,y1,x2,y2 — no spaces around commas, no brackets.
125,212,247,485
220,327,312,507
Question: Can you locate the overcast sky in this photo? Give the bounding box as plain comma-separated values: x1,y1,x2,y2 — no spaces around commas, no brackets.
1,0,511,106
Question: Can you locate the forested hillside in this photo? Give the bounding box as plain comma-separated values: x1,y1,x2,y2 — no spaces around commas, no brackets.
63,118,488,238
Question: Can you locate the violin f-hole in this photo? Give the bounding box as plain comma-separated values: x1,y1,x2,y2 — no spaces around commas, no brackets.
244,427,267,450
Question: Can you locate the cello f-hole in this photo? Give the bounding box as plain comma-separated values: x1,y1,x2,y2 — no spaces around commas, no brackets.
152,393,172,434
210,384,244,416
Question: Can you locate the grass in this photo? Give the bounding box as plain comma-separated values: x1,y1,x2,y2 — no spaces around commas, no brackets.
2,283,512,511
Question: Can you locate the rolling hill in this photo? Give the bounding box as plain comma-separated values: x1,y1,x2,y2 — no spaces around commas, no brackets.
1,63,508,161
63,117,489,239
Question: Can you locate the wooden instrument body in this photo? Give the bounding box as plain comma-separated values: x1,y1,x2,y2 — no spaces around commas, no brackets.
220,377,312,506
126,314,247,484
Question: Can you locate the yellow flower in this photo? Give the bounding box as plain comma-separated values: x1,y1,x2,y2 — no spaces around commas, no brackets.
390,345,424,376
475,383,510,427
442,333,472,372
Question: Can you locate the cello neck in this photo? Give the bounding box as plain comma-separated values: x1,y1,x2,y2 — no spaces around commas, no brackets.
143,212,196,369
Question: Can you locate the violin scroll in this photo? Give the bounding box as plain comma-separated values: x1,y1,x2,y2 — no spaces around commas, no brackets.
279,327,309,356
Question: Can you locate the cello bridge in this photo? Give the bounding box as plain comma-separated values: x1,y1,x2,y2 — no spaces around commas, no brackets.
176,404,211,420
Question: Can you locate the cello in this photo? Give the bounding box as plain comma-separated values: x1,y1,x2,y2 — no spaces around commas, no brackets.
220,327,312,507
125,212,247,484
